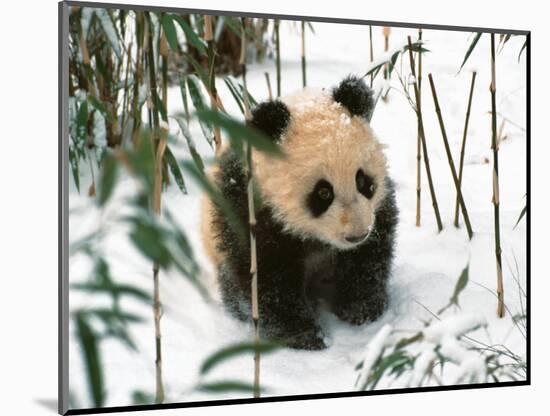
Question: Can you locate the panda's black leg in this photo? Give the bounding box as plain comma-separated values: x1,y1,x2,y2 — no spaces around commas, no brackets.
257,272,327,350
332,265,389,325
217,262,326,349
218,263,249,322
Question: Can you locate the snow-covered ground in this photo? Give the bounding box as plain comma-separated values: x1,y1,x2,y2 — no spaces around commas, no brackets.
68,20,527,408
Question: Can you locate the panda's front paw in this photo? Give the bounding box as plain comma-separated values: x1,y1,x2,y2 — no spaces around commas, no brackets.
284,327,328,350
334,299,386,326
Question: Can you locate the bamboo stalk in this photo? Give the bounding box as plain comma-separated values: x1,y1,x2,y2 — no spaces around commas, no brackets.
454,71,477,227
120,43,132,141
407,36,443,233
204,15,222,155
427,73,474,240
490,34,505,318
264,72,273,100
369,25,374,88
383,27,391,80
131,12,144,147
241,18,261,399
301,21,306,88
415,28,422,227
145,12,165,403
275,19,281,98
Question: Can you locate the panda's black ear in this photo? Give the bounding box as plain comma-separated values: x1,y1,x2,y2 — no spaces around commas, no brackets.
332,75,375,121
250,100,291,143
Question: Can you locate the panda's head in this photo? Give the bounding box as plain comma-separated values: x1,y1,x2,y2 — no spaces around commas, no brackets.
251,75,388,250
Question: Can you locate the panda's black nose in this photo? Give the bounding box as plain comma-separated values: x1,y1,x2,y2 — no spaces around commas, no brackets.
345,233,369,244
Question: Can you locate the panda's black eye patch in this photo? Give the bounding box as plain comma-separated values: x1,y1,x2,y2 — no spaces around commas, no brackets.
356,169,375,199
307,179,334,217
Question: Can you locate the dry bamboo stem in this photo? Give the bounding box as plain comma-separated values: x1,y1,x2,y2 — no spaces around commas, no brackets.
275,19,281,98
204,15,222,155
407,36,443,233
454,71,477,227
415,28,422,227
264,72,273,100
146,12,165,403
301,21,306,88
490,34,505,318
428,73,474,240
241,18,261,398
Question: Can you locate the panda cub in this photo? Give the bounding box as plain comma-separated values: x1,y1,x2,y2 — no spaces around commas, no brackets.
201,75,398,350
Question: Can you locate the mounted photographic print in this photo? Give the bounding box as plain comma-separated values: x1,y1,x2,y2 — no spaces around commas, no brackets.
59,1,530,414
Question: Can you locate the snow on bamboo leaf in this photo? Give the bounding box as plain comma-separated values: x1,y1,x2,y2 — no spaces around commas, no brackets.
95,8,122,60
356,324,393,390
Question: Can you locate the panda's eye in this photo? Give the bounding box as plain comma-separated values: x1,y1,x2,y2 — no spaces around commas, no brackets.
318,187,332,200
307,179,334,217
356,169,375,199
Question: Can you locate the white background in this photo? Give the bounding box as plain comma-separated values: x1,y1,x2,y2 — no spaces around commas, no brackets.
0,0,544,415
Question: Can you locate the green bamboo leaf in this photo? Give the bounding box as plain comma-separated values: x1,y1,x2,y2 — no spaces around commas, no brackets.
438,264,469,314
153,92,168,122
97,154,119,206
75,100,88,144
75,312,104,407
126,131,156,193
184,52,210,87
173,15,207,55
514,205,527,229
223,77,245,114
129,222,173,267
86,308,145,324
132,390,155,405
498,33,513,53
458,32,482,73
195,109,284,157
200,341,280,375
163,145,187,194
187,75,213,147
171,115,205,173
450,264,470,306
518,39,527,62
197,381,263,393
161,14,179,52
69,146,81,193
179,75,190,121
71,282,152,304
